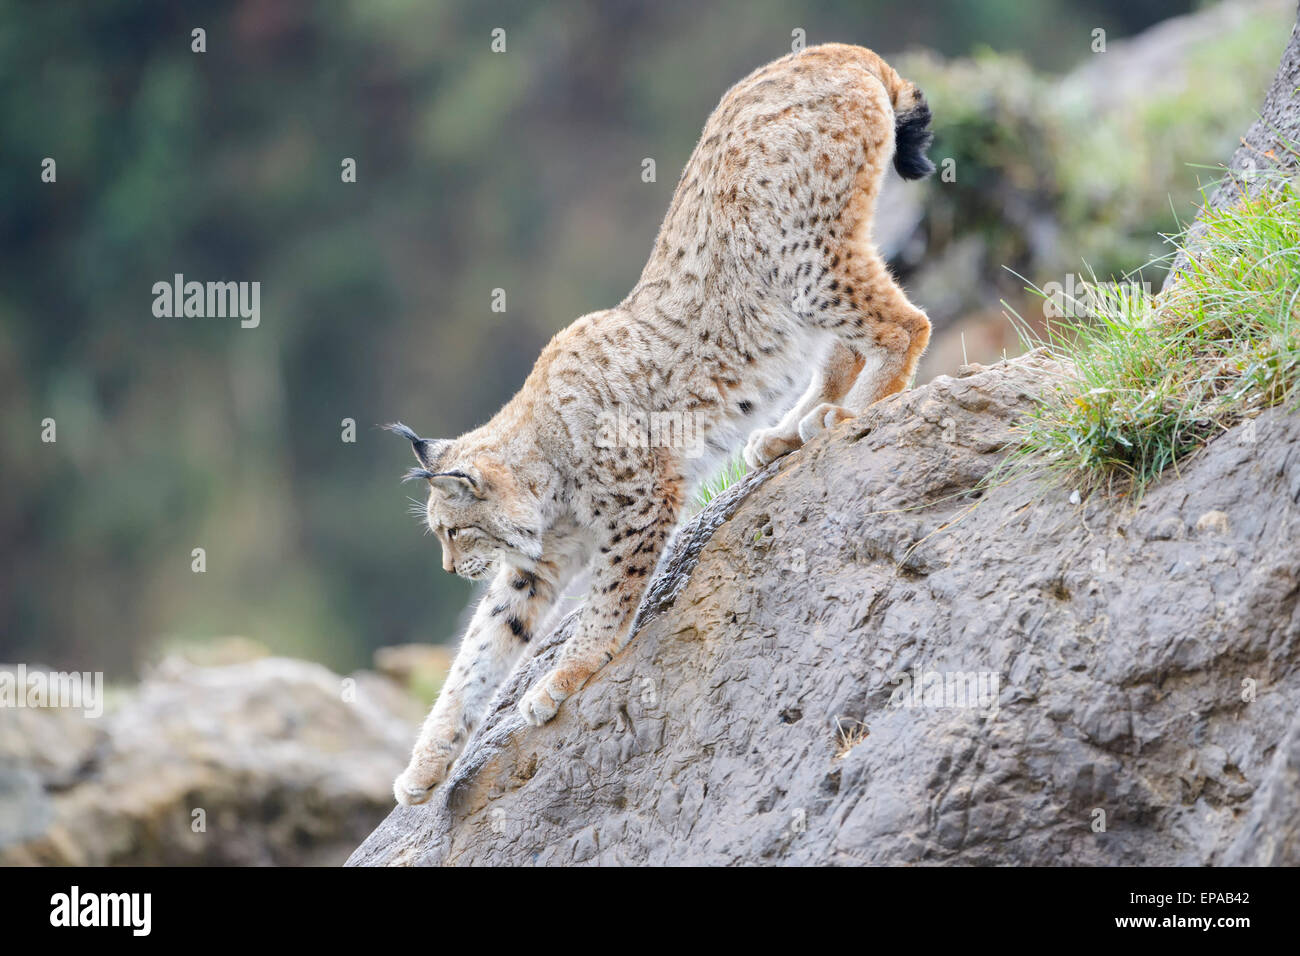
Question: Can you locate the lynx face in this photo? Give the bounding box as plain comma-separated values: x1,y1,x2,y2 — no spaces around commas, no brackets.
385,423,544,579
423,488,516,581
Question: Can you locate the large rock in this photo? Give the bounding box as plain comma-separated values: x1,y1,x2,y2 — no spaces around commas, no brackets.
349,351,1300,865
0,657,418,866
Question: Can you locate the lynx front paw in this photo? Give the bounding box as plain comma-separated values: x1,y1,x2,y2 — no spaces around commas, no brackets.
742,426,803,469
393,752,451,806
518,679,566,726
797,403,855,443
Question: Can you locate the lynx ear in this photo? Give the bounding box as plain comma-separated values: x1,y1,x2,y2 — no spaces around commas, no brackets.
384,422,450,469
428,471,479,501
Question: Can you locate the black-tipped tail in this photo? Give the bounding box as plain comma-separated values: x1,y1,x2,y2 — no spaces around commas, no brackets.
893,96,935,181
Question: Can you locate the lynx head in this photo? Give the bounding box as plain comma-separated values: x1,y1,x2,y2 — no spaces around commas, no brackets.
385,422,543,580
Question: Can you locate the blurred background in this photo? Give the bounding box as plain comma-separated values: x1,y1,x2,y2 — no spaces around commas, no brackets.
2,0,1294,866
0,0,1290,680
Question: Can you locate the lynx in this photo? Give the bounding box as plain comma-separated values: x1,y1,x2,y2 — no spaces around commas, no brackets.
387,43,933,805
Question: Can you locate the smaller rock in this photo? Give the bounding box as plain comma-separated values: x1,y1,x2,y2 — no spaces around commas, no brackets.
150,636,269,668
1,656,416,866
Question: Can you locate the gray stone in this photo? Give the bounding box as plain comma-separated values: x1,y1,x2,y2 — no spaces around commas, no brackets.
1,657,415,866
348,351,1300,865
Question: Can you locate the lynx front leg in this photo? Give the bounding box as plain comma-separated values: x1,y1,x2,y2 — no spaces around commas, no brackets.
394,562,561,806
518,484,680,726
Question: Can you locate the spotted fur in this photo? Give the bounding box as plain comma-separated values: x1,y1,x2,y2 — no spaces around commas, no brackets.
389,44,932,805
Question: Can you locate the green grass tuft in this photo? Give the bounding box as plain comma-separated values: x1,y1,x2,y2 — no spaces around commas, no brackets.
1004,177,1300,498
692,455,749,511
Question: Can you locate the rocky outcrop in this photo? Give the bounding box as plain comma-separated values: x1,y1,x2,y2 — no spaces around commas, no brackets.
0,656,419,866
348,352,1300,865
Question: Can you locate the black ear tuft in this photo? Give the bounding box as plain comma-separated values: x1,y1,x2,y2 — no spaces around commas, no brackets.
383,421,448,469
383,422,421,443
402,467,436,483
893,99,935,181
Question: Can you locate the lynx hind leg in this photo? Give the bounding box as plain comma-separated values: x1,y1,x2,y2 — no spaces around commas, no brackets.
800,255,930,444
394,561,564,805
743,342,864,468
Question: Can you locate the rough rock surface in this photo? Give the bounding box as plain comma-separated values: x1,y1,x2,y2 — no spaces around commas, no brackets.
0,657,417,866
349,352,1300,865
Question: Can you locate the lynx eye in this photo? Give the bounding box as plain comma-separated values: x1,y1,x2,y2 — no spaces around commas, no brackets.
446,528,459,540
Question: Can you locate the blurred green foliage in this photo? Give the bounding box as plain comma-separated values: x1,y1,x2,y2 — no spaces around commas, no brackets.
905,3,1290,299
1,0,1249,676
